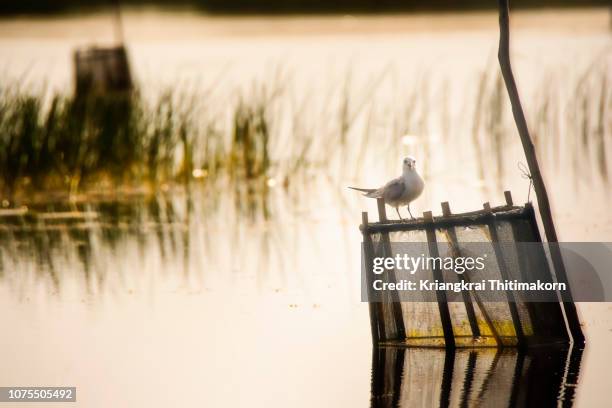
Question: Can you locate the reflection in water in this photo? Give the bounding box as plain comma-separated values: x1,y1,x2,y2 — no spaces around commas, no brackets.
0,11,608,408
371,345,583,408
0,178,339,297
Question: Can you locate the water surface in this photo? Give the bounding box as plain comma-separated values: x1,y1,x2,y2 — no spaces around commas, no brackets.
0,8,611,407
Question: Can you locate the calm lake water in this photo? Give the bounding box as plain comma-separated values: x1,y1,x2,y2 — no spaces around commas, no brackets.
0,8,611,407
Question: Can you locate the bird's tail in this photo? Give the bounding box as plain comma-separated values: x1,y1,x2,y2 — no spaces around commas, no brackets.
348,186,380,198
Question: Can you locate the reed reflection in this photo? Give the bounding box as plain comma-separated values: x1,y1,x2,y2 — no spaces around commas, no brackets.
0,180,306,294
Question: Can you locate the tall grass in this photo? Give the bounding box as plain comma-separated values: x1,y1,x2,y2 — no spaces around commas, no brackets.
0,86,281,197
0,60,609,201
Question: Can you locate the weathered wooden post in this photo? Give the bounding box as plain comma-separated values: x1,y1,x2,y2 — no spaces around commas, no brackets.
423,210,456,349
496,0,584,344
376,198,406,340
361,211,381,344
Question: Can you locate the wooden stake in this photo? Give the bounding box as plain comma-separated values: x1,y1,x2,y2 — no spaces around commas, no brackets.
504,190,513,206
424,211,456,349
376,198,406,340
362,212,381,344
497,0,584,344
377,198,387,223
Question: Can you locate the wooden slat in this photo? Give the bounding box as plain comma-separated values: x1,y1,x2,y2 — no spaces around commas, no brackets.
423,211,456,349
362,211,381,344
376,198,406,340
517,204,571,345
366,206,528,234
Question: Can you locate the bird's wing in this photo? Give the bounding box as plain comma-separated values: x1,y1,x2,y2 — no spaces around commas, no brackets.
381,178,406,202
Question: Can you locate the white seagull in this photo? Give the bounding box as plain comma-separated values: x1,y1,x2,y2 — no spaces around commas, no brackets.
349,156,424,220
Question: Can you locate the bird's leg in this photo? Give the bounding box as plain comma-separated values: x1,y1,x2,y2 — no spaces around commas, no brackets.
407,204,415,220
395,207,403,221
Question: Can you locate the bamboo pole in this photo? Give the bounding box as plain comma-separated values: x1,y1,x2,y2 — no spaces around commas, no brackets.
113,0,125,46
496,0,584,345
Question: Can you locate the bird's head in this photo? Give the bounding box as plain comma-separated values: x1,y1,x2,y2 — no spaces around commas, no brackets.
403,156,417,171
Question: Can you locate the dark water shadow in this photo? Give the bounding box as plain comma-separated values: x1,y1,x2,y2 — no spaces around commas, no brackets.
371,345,583,408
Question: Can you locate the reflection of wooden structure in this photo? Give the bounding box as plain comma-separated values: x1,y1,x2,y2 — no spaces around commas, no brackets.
360,191,582,349
73,46,133,98
370,345,583,408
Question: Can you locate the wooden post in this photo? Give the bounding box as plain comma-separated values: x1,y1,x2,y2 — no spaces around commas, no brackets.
377,198,387,223
362,212,381,344
519,204,572,345
376,198,406,340
113,0,125,46
497,0,584,344
423,211,456,349
504,190,513,206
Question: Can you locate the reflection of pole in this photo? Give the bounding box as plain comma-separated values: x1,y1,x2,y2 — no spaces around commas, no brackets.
112,0,125,46
439,349,455,408
496,0,585,345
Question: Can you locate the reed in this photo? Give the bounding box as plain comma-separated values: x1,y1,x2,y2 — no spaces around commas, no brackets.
0,60,609,200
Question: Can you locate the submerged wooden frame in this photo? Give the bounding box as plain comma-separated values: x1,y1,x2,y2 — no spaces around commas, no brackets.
360,190,583,349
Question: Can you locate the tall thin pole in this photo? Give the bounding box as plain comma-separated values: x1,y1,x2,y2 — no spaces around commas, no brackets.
496,0,584,345
112,0,125,46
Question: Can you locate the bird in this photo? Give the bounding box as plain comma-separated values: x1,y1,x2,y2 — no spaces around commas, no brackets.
349,156,424,220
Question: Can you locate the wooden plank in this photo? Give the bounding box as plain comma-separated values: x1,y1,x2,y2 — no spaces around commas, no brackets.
362,212,381,344
423,211,456,349
520,204,571,344
376,198,406,340
366,206,527,234
508,221,544,346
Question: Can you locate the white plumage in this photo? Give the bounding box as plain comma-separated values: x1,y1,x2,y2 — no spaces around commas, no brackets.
349,156,424,220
